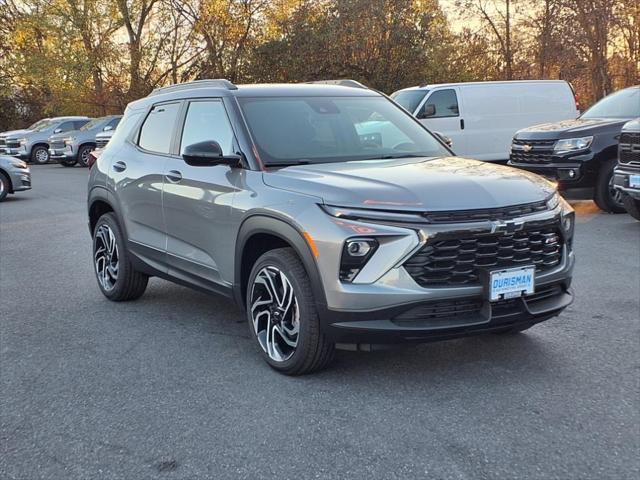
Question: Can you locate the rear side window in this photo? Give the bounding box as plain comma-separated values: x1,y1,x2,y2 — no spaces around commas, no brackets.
180,100,235,155
74,120,89,129
421,89,459,118
108,110,142,148
138,103,181,154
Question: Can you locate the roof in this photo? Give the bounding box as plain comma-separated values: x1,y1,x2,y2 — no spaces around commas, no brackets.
394,79,571,93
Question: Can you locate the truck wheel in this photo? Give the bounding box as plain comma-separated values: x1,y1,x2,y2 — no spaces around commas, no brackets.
594,158,625,213
247,248,334,375
622,194,640,221
59,159,77,167
30,145,50,165
92,213,149,301
77,145,93,167
0,171,9,201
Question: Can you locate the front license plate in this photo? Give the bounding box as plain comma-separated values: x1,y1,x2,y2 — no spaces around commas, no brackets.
629,175,640,189
489,266,535,301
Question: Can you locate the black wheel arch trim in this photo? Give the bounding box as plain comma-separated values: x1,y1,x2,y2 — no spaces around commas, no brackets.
234,213,327,311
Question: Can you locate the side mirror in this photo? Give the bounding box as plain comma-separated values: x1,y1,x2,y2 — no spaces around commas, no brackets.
53,128,62,134
103,125,113,132
182,140,242,167
417,104,436,119
433,131,453,148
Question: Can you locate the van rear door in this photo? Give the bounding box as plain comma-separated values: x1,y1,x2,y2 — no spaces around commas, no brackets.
415,88,467,156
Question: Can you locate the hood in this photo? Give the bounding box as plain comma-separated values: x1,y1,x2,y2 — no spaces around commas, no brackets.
622,118,640,133
262,157,556,211
1,129,33,139
48,130,80,142
516,117,629,140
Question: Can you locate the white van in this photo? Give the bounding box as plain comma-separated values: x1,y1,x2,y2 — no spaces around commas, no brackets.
391,80,579,162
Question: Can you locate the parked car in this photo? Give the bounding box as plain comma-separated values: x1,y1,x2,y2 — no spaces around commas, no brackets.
0,118,52,154
391,80,579,161
88,79,575,375
49,115,122,167
94,126,117,150
0,155,31,202
509,86,640,213
613,118,640,220
0,116,90,164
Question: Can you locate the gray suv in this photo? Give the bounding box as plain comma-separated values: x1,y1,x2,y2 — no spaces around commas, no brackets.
1,116,89,164
49,115,122,167
88,80,575,375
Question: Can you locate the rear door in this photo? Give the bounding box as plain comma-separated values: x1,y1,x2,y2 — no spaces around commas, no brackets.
161,98,240,291
416,88,467,156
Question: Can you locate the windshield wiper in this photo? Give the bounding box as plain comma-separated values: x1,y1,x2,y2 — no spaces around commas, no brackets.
264,160,311,167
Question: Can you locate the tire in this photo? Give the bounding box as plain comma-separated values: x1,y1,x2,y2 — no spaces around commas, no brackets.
30,145,50,165
594,158,625,213
59,159,77,167
76,145,93,167
0,171,9,202
246,248,334,375
92,212,148,301
622,194,640,221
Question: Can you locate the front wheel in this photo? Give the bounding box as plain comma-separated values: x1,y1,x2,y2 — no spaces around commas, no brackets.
0,171,9,202
92,213,148,301
594,158,625,213
622,194,640,221
247,248,334,375
30,145,50,165
77,145,93,167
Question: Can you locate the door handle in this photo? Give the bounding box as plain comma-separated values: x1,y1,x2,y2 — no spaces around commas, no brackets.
460,118,465,130
113,161,127,172
165,170,182,183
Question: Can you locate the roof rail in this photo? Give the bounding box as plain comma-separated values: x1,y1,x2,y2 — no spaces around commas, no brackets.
306,79,368,89
149,79,238,96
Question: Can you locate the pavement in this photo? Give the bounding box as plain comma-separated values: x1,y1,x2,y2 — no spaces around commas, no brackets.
1,165,639,480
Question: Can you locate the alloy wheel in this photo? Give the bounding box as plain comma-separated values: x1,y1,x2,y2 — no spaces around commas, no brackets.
35,148,49,164
0,177,5,197
94,224,119,291
80,148,91,166
608,174,624,208
250,266,300,362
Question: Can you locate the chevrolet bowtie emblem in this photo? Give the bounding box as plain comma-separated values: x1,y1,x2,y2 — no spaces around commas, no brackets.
522,144,533,152
491,220,525,234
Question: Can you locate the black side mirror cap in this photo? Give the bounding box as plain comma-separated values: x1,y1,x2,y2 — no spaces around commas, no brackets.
182,140,242,167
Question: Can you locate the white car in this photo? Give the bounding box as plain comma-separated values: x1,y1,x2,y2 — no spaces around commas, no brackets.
391,80,579,162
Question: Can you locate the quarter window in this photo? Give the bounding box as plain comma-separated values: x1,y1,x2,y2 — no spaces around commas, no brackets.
180,100,235,155
138,103,181,154
421,89,459,118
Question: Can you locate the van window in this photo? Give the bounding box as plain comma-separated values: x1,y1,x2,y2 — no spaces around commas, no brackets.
138,103,181,154
180,100,235,155
391,90,428,113
421,89,459,118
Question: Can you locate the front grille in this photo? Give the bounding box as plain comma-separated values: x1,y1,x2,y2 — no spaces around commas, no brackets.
0,137,6,147
50,141,66,150
424,200,548,223
510,138,556,164
619,132,640,166
5,141,20,149
95,138,110,148
404,220,563,287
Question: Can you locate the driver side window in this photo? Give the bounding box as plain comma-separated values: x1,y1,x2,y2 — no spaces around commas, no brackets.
420,89,459,118
180,100,235,155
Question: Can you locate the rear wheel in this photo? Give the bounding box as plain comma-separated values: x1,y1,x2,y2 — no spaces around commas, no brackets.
0,171,9,201
594,158,625,213
92,213,148,301
30,145,49,165
76,145,93,167
247,248,334,375
622,194,640,221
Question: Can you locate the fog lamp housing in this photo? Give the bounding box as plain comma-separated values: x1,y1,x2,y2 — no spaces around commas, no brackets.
340,238,379,282
557,168,579,181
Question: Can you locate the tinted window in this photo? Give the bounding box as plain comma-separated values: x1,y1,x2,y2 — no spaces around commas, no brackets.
421,89,459,118
138,103,181,154
581,87,640,119
238,96,448,165
180,101,235,155
391,90,428,113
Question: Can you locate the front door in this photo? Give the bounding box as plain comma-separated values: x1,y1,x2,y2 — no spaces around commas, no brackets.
417,88,467,156
162,99,240,291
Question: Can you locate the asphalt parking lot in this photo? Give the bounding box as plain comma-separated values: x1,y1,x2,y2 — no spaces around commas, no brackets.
1,164,639,480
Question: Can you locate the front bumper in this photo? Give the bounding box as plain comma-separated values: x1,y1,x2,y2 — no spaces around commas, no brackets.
49,145,75,160
7,167,32,192
508,152,597,189
613,166,640,200
0,146,24,157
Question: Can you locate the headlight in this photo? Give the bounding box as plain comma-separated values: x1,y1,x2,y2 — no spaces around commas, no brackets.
321,204,425,224
63,137,75,145
10,160,27,169
559,195,575,240
340,238,379,282
546,192,560,210
18,138,27,146
553,136,593,154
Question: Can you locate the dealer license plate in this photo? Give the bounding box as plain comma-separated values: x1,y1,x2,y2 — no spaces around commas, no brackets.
630,175,640,189
488,266,535,301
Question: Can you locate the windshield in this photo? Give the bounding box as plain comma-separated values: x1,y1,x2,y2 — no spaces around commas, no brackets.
390,90,428,113
80,117,104,131
238,96,448,166
34,121,54,132
582,87,640,119
28,119,50,130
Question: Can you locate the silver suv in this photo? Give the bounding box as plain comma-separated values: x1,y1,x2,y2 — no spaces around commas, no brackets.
88,80,575,375
49,115,122,167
